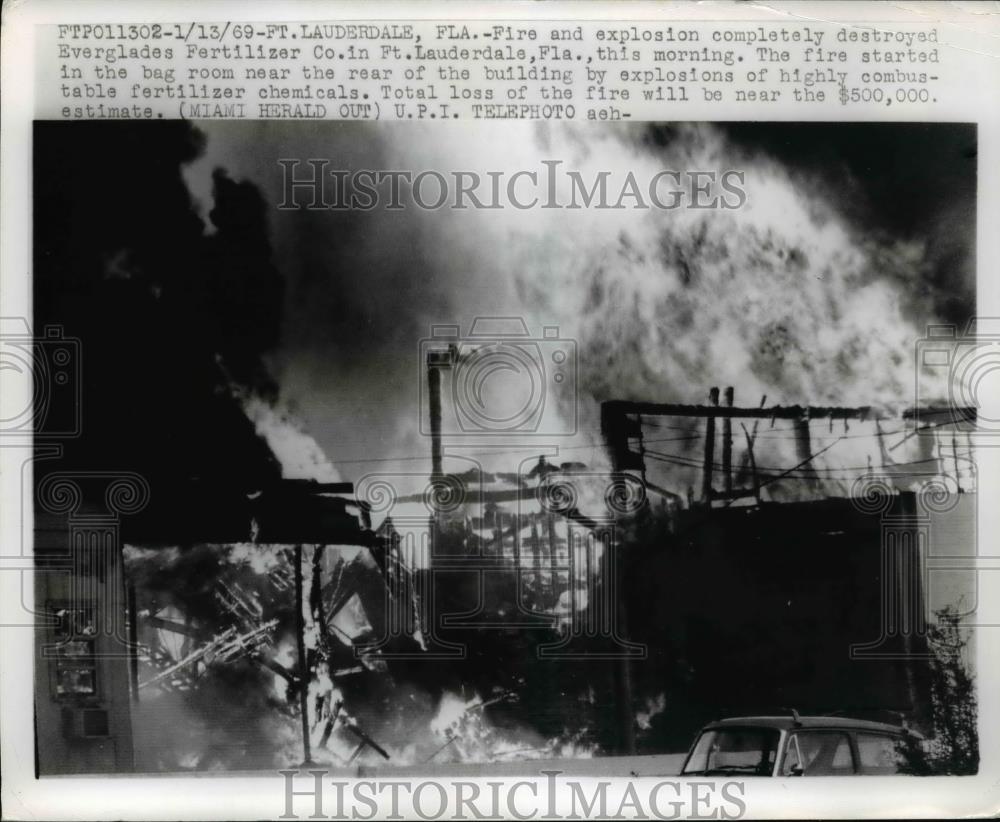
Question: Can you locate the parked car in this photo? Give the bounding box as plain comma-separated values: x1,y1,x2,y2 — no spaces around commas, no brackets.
681,713,919,776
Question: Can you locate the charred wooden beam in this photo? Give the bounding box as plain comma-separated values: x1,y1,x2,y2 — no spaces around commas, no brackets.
144,615,204,639
343,722,390,760
740,423,761,505
254,654,298,683
424,735,458,763
701,388,719,503
722,387,734,497
708,486,764,502
903,406,976,421
794,417,820,489
604,399,976,422
427,353,446,481
263,480,355,495
138,627,235,690
319,700,342,749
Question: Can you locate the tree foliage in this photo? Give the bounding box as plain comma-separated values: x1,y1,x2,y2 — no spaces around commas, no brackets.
900,606,978,775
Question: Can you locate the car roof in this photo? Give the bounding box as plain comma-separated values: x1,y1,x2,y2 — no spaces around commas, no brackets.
701,715,907,734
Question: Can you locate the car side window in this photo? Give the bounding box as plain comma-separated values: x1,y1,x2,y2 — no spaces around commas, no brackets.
784,731,855,775
856,733,905,774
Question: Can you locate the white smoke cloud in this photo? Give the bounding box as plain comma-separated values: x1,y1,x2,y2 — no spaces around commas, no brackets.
383,122,931,409
369,122,953,494
185,121,957,489
241,392,342,482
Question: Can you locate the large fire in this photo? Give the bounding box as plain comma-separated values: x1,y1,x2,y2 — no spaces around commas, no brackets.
133,121,977,773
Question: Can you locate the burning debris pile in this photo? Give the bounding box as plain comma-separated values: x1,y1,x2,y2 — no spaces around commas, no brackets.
126,540,400,770
124,501,612,772
123,416,975,772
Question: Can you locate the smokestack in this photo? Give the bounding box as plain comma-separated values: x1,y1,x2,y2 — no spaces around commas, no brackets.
427,354,444,481
794,417,810,462
794,415,819,489
701,387,719,503
722,387,734,497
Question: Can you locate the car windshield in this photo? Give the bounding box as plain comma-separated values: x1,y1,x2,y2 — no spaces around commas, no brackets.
682,727,781,775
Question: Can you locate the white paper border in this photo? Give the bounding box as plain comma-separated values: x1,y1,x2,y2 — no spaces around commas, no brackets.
3,2,999,819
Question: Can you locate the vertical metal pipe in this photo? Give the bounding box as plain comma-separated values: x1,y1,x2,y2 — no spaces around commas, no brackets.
294,544,311,765
794,417,811,464
794,416,819,489
723,387,734,497
428,362,443,481
741,424,761,505
701,387,719,503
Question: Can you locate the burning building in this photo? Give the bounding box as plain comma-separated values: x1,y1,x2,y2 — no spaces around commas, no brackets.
32,119,979,776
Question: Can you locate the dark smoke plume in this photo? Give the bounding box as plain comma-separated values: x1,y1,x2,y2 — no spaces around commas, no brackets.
34,122,284,484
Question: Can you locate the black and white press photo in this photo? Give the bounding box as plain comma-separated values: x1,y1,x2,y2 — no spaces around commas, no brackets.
28,118,980,783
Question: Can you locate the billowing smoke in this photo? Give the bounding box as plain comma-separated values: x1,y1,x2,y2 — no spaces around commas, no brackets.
184,121,974,488
392,123,923,407
34,123,288,483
